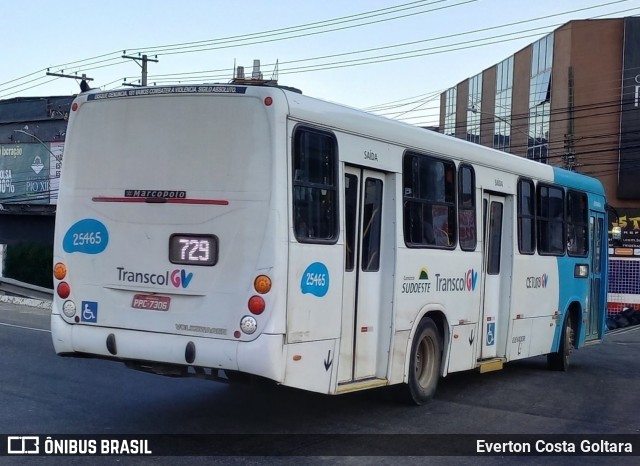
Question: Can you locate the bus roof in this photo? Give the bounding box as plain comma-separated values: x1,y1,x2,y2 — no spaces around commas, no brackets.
78,84,604,196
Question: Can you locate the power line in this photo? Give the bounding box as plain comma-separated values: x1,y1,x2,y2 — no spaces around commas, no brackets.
1,1,635,100
0,0,463,94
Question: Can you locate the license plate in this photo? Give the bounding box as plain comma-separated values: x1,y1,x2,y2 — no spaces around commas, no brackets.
131,294,171,311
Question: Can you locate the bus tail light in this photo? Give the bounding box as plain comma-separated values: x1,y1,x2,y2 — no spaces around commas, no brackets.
248,296,265,315
62,300,77,317
53,262,67,280
254,275,271,294
57,282,71,299
240,316,257,334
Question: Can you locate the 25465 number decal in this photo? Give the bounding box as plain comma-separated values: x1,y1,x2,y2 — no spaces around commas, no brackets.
72,232,102,246
305,272,326,287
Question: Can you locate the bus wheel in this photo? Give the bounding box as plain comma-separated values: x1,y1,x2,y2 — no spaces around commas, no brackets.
402,317,442,405
547,314,574,371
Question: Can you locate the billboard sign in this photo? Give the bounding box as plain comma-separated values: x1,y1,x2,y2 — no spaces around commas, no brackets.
0,142,63,205
609,207,640,256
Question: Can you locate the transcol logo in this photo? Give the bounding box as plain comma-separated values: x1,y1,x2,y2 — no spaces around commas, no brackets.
117,267,194,289
435,268,478,292
526,273,549,289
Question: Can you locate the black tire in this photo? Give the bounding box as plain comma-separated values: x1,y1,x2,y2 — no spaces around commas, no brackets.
606,317,618,330
548,313,574,371
399,317,442,405
615,315,630,328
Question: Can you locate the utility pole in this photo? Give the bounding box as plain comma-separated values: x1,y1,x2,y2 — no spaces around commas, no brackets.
46,70,94,91
564,66,576,171
122,53,159,86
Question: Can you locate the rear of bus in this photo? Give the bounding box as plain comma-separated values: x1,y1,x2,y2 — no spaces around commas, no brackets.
51,86,289,382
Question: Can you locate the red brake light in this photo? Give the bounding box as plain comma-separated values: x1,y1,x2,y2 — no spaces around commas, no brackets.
57,282,71,299
248,296,265,315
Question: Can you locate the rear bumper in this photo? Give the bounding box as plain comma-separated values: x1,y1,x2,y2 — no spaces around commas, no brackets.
50,312,285,382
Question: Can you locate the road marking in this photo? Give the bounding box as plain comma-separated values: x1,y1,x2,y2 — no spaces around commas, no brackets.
0,322,50,333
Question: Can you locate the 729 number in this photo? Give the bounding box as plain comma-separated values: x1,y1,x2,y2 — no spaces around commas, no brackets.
169,234,217,266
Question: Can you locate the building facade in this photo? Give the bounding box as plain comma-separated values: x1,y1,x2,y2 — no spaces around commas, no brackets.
439,17,640,315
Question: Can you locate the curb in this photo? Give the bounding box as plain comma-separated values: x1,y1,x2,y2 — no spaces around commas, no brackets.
0,294,52,310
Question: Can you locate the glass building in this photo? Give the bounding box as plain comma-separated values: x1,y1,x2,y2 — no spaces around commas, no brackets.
438,17,640,317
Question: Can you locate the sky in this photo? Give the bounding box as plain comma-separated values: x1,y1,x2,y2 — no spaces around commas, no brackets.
2,0,638,127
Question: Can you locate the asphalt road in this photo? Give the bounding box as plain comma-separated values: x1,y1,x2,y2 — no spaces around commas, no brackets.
1,300,639,465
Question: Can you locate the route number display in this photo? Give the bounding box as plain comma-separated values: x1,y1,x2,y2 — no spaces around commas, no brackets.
169,234,218,266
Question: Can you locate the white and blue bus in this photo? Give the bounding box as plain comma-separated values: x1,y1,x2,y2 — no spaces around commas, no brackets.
51,83,608,404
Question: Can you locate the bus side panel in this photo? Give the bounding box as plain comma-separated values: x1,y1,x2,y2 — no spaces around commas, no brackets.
283,340,337,394
508,254,560,359
285,120,344,344
447,324,478,373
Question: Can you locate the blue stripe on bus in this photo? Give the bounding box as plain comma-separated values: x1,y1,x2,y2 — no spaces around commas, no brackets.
552,167,605,197
550,167,606,350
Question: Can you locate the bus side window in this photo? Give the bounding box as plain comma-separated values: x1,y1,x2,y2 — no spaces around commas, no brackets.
292,127,338,243
517,178,536,254
537,184,565,255
566,190,588,257
458,164,476,251
403,152,456,248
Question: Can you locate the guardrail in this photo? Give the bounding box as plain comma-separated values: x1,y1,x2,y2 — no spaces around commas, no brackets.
0,277,53,301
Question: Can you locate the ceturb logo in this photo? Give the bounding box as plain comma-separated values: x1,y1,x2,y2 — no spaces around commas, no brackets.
117,267,193,288
526,273,548,289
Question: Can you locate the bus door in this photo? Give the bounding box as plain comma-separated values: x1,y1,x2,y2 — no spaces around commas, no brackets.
586,213,605,341
338,165,393,383
480,193,513,359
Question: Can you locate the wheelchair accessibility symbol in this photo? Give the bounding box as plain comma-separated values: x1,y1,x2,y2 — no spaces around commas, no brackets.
81,301,98,323
486,322,495,346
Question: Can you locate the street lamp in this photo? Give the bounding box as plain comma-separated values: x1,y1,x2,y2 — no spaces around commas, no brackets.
12,129,62,162
466,106,533,154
